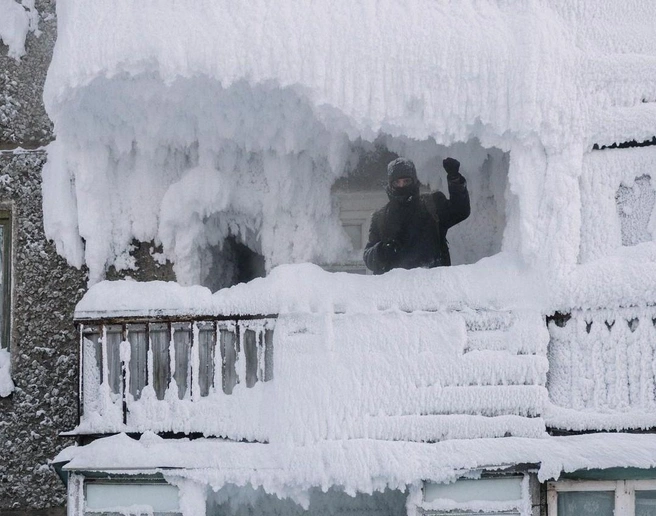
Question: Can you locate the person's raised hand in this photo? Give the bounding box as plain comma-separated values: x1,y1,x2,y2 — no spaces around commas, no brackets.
442,157,461,180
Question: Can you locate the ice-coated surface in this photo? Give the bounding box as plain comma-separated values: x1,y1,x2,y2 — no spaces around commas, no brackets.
74,269,550,441
0,0,38,60
41,1,656,284
0,347,13,397
75,254,544,318
74,247,656,435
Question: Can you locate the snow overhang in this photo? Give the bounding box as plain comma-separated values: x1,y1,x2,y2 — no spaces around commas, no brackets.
55,432,656,492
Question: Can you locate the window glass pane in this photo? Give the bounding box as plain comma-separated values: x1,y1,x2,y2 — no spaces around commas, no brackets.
557,491,614,516
636,490,656,516
85,483,179,512
424,477,523,503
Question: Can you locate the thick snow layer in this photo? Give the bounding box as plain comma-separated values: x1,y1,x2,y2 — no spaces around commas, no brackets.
0,347,13,397
75,254,545,318
0,0,39,59
41,0,656,283
74,276,550,441
75,245,656,318
55,432,656,495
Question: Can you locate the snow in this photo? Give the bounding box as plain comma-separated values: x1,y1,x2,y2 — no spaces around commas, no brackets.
55,432,656,503
0,0,39,59
73,273,550,441
41,1,656,284
38,1,656,504
0,347,13,397
76,254,545,319
72,248,656,436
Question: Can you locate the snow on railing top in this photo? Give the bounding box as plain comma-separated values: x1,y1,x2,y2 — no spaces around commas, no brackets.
75,243,656,321
74,255,545,320
71,254,560,442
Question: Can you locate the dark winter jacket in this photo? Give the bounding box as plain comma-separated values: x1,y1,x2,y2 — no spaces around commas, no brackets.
363,174,470,274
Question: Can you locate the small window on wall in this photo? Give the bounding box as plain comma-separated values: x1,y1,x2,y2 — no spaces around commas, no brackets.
616,175,656,247
548,479,656,516
416,476,527,515
83,480,181,515
0,210,11,350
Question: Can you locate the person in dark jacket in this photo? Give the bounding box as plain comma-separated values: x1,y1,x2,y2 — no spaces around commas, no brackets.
363,157,470,274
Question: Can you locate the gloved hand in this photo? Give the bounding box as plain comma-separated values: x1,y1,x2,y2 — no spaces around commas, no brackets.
380,239,400,262
443,157,461,180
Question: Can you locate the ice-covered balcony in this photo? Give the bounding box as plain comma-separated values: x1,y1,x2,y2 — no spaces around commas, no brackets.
45,0,656,443
72,259,551,442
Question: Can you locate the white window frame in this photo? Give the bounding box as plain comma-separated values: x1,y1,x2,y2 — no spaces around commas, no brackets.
547,479,656,516
411,474,530,516
67,473,182,516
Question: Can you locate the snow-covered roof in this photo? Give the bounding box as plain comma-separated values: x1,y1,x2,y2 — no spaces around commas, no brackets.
44,1,656,148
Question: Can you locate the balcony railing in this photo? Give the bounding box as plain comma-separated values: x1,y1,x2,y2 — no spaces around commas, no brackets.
77,316,274,435
547,306,656,431
74,303,550,443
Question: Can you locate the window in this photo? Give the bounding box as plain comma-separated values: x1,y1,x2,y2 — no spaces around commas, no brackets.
417,476,528,516
548,479,656,516
328,138,509,274
82,479,181,516
0,210,11,349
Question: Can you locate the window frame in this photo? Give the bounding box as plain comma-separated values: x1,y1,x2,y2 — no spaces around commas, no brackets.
0,209,11,350
547,479,656,516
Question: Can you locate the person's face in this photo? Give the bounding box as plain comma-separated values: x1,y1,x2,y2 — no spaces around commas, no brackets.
391,177,414,188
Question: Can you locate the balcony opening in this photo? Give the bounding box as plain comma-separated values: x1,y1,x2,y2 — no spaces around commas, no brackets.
328,137,509,273
201,234,266,291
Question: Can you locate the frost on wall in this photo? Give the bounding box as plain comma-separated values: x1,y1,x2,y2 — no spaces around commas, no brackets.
579,147,656,263
0,347,13,396
0,0,39,60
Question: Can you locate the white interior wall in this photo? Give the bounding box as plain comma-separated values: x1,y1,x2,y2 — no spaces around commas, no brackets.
331,137,508,271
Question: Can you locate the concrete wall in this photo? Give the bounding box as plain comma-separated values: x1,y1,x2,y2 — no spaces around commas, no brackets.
0,1,85,513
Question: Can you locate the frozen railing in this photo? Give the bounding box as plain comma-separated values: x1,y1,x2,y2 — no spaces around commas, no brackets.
547,306,656,431
77,316,274,433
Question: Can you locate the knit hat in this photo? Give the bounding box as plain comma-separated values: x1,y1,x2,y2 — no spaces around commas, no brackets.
387,158,417,183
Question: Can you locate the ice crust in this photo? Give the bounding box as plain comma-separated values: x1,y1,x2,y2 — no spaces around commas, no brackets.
42,1,656,283
74,260,551,441
44,1,656,505
0,347,13,397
